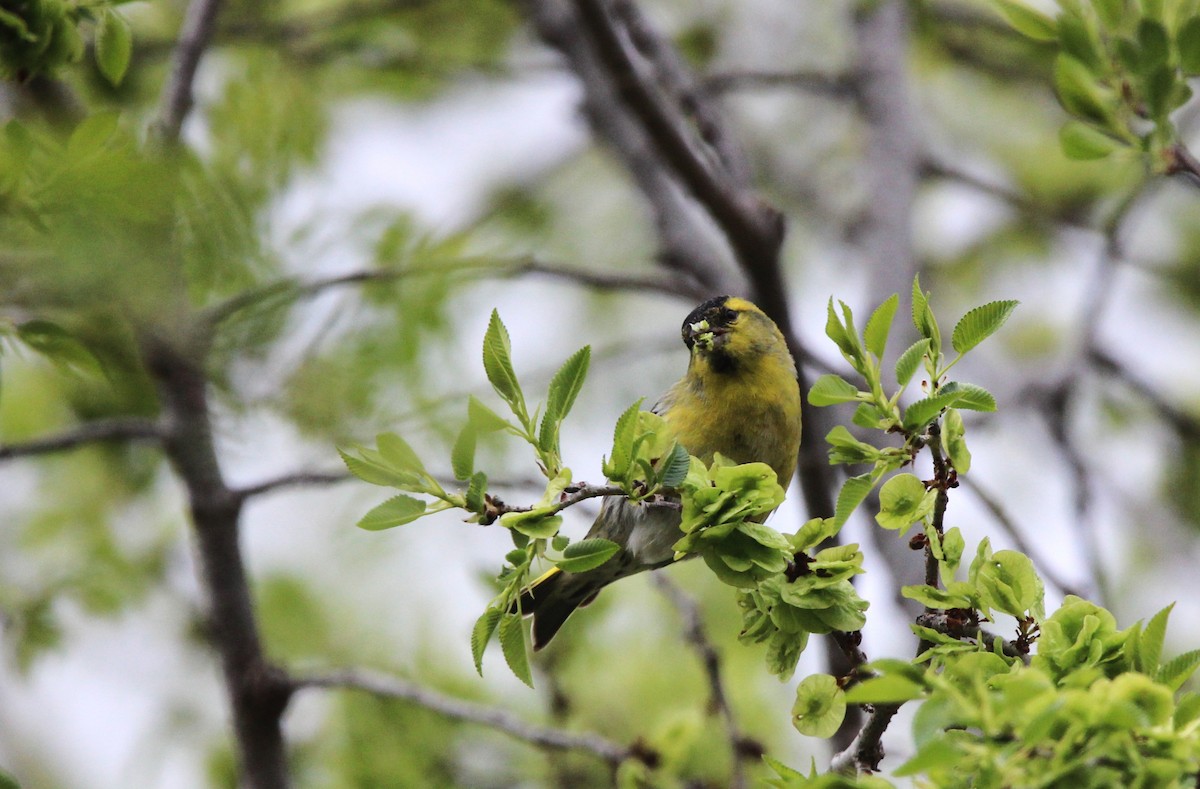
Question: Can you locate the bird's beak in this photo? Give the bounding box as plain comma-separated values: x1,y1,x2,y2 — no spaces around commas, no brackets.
685,320,726,351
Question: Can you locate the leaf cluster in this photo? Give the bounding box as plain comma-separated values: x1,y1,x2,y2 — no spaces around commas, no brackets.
0,0,132,85
993,0,1200,167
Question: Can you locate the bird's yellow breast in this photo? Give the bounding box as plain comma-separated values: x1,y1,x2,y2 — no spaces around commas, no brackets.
663,330,802,489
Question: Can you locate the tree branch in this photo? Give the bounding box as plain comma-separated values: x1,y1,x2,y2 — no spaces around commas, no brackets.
703,69,858,98
142,333,291,789
0,417,163,460
293,668,647,766
232,471,353,502
652,575,758,789
153,0,225,145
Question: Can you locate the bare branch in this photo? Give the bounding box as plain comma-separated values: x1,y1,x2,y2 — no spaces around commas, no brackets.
1090,348,1200,441
233,471,353,502
956,475,1083,598
703,69,858,98
0,417,163,460
204,256,700,328
1165,142,1200,190
652,575,758,789
293,668,645,766
153,0,225,144
829,702,900,774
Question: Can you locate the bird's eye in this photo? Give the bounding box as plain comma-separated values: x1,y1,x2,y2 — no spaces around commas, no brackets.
719,308,738,325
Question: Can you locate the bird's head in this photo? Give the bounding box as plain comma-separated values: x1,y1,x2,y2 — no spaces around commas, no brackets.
681,296,791,375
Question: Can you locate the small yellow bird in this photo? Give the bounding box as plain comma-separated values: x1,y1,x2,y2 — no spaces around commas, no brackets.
520,296,802,649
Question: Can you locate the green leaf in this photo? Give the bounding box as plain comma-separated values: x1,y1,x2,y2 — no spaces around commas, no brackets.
557,538,620,573
16,320,103,376
824,298,857,359
471,607,502,675
451,424,476,480
808,374,861,406
901,583,977,610
376,432,427,475
875,473,936,533
538,345,590,452
895,337,932,387
498,613,533,688
951,300,1018,355
863,293,899,358
943,408,971,474
1159,649,1200,690
468,395,513,433
1059,121,1122,160
1137,18,1170,72
660,442,691,487
911,276,941,355
603,399,643,480
502,511,563,539
465,472,487,512
992,0,1058,41
482,310,525,420
834,473,875,527
67,110,120,157
338,447,413,487
1180,16,1200,75
1143,64,1177,120
938,382,997,412
1140,603,1173,674
845,673,926,704
95,10,133,87
356,495,427,530
791,674,846,738
895,738,965,777
1058,13,1103,71
902,391,963,431
1054,54,1113,124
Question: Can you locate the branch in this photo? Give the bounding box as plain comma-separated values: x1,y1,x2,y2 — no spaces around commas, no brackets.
1089,347,1200,441
652,576,759,789
293,668,647,766
0,417,163,460
829,702,900,774
141,335,290,789
956,475,1083,598
232,470,353,502
204,256,701,328
1165,142,1200,190
481,482,675,525
153,0,225,145
703,69,858,98
914,612,1027,661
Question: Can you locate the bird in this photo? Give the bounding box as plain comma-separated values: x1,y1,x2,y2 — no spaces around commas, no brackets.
518,295,802,649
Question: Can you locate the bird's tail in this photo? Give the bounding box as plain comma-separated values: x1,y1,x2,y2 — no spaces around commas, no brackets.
516,567,603,650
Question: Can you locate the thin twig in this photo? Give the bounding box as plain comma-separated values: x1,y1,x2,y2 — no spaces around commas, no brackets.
204,256,700,328
703,69,858,98
956,475,1082,598
0,417,164,460
153,0,225,144
232,471,353,502
293,668,645,766
1089,348,1200,441
652,575,757,789
1165,142,1200,190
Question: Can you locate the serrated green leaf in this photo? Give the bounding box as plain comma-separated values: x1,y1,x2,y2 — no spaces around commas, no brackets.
356,495,427,530
1059,121,1122,160
465,472,487,512
498,613,533,687
824,298,856,359
895,338,932,387
1158,649,1200,691
834,473,875,527
660,442,691,487
471,607,502,675
939,382,997,412
791,674,846,738
468,395,513,433
993,0,1058,41
376,432,426,475
951,300,1018,355
808,374,861,406
911,276,941,355
1180,16,1200,75
338,447,413,487
1140,603,1173,674
864,293,899,358
451,424,476,480
482,310,526,420
95,10,132,87
604,399,643,480
557,538,620,573
902,391,963,431
538,345,590,452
